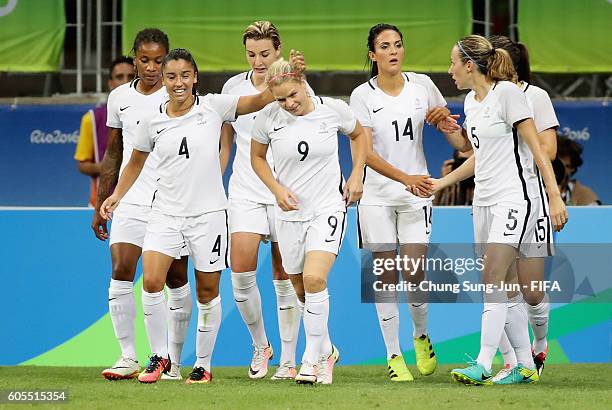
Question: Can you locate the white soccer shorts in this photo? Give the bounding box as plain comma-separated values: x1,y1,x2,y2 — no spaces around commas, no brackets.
357,201,433,252
473,198,550,258
228,198,277,242
143,209,229,272
275,210,347,274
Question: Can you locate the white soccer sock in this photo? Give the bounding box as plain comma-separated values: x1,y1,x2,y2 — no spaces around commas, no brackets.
505,294,535,369
528,293,550,355
498,293,521,368
166,283,193,365
375,291,401,359
142,289,168,359
108,279,137,360
302,289,330,364
408,302,429,338
232,270,268,348
195,296,222,371
273,279,300,365
476,289,508,372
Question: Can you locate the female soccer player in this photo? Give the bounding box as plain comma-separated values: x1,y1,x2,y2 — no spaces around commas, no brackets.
488,35,559,382
92,28,192,381
220,21,309,380
349,23,450,381
100,48,301,385
251,59,366,385
433,35,567,385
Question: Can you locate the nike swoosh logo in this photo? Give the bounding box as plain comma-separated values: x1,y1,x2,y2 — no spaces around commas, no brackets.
482,373,491,381
156,128,166,134
144,313,152,316
119,106,130,111
306,309,321,315
273,126,286,132
482,309,492,314
279,306,294,310
169,306,183,311
108,298,117,301
210,258,220,264
198,329,211,332
324,238,335,243
411,303,424,307
381,315,397,322
373,107,384,113
503,232,515,236
111,366,132,369
535,323,546,327
235,298,247,303
249,366,258,375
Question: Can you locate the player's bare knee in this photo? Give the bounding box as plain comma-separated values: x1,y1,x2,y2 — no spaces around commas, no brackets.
272,263,289,281
522,289,544,306
303,275,326,293
111,261,136,282
142,276,164,293
196,284,219,304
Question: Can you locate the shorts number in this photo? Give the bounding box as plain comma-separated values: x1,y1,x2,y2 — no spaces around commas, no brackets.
297,141,309,161
536,217,547,242
179,137,190,158
422,205,432,234
470,126,480,149
211,235,221,256
327,215,338,237
506,209,519,231
392,118,414,142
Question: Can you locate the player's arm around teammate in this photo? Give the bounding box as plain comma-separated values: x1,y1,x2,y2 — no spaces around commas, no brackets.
100,48,299,385
92,29,190,381
251,59,365,384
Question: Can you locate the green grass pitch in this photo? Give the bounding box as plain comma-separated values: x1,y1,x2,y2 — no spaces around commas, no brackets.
1,364,611,409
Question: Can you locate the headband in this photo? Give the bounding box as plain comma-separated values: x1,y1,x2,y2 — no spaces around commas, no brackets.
457,41,488,70
267,71,300,85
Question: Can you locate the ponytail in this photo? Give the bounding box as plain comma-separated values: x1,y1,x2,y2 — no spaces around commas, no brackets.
487,48,517,83
516,42,532,83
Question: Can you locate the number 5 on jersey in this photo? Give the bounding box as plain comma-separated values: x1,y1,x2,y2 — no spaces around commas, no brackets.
179,137,190,158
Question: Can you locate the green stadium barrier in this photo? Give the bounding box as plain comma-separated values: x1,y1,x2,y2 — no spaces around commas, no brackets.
122,0,471,72
0,0,65,72
518,0,612,72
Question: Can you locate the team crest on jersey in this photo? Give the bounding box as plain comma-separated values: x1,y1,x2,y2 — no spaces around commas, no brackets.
319,121,328,133
483,106,491,118
414,97,423,110
196,113,206,125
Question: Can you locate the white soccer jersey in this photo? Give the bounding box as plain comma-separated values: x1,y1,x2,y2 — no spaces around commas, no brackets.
106,80,167,206
252,96,356,221
463,81,539,206
222,71,314,204
132,93,239,216
349,72,446,206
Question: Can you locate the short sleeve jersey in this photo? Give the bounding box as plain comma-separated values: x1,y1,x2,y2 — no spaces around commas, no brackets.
350,72,446,206
132,93,239,216
252,96,356,221
106,80,167,206
463,81,539,206
222,71,315,204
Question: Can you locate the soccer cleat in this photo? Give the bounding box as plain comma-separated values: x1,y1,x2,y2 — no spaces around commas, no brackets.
161,362,182,380
317,345,340,385
295,362,318,385
450,360,492,385
101,357,140,380
491,364,513,383
248,343,273,379
533,347,548,376
414,334,437,376
185,366,212,384
137,355,170,384
271,361,297,380
493,364,539,385
387,354,414,382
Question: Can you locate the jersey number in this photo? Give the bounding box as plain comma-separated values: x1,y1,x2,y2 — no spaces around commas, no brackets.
470,126,480,149
392,118,414,142
506,209,519,231
211,235,221,256
179,137,190,159
297,141,309,161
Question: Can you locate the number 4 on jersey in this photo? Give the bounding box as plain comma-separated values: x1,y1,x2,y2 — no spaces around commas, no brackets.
179,137,190,158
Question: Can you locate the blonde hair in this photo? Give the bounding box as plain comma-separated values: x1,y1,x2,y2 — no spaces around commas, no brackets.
265,58,303,87
243,20,281,50
457,35,517,83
